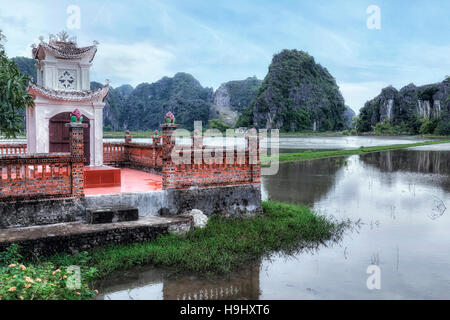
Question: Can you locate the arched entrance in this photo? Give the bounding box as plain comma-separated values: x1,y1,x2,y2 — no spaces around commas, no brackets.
49,112,90,165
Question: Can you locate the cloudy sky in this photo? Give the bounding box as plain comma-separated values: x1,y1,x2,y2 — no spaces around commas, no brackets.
0,0,449,113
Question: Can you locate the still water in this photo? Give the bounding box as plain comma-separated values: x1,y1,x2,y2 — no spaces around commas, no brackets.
97,145,450,300
104,135,430,152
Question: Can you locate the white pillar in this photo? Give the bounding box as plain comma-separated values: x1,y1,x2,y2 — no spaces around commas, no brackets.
35,106,49,153
26,107,37,153
93,102,105,166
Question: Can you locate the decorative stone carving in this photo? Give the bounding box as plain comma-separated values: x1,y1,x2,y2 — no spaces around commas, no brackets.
58,70,76,90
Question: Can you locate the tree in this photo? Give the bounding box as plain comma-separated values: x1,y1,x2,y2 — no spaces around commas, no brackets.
208,118,230,132
0,30,34,138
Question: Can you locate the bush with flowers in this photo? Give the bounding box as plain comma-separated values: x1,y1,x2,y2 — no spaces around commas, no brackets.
0,245,98,300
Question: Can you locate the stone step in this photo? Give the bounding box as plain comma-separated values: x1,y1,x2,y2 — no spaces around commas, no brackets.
0,216,192,257
86,206,138,224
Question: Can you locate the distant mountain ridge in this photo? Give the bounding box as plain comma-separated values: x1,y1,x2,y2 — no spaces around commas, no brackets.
12,52,353,132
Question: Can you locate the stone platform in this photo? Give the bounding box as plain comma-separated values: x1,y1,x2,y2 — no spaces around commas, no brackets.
0,216,192,257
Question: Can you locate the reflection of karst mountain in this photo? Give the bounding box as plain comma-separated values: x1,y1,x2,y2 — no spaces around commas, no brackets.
97,263,260,300
361,150,450,175
262,157,346,205
361,150,450,191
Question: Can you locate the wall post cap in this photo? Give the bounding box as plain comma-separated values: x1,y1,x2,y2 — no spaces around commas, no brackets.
160,123,180,129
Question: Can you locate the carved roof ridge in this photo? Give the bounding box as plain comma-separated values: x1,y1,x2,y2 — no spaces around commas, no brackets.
33,41,98,62
28,83,109,102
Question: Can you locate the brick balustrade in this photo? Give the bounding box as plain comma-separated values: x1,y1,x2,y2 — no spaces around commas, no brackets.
0,124,86,202
0,144,27,155
0,122,261,199
103,139,163,171
0,153,76,201
103,142,126,165
161,124,261,190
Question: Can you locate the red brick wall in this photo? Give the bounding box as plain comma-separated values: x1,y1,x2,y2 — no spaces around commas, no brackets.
0,124,86,201
161,124,261,190
127,143,163,170
0,153,74,201
103,141,163,171
162,147,260,189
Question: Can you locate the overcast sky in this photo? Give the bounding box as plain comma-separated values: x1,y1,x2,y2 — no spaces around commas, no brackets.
1,0,449,113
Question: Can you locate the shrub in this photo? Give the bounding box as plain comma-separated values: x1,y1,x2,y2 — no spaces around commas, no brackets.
434,120,450,136
0,246,98,300
418,86,439,101
419,118,439,134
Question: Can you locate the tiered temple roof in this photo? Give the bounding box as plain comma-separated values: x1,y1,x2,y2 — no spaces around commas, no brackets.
28,83,109,102
32,31,98,62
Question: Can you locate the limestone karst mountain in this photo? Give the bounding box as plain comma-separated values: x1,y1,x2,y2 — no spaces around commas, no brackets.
236,49,347,132
210,77,262,126
357,77,450,135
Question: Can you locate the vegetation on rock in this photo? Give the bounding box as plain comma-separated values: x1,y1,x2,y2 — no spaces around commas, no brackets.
237,49,347,132
211,76,262,126
356,78,450,135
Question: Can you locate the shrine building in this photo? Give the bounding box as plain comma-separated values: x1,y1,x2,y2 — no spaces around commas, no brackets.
27,31,109,166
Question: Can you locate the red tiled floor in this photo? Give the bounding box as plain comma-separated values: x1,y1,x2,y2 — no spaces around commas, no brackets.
84,168,162,195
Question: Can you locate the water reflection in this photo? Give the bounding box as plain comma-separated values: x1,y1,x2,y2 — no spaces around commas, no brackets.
99,149,450,299
262,157,346,206
97,263,261,300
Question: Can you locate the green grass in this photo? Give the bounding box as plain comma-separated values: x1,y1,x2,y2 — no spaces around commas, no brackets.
47,201,348,276
263,139,450,165
1,201,349,299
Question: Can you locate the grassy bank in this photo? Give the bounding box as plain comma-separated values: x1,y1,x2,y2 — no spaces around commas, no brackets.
0,201,348,300
263,139,450,165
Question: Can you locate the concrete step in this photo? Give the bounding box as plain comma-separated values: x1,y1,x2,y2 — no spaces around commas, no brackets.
86,206,139,224
0,216,192,257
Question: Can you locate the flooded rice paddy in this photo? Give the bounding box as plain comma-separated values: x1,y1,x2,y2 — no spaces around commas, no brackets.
97,138,450,300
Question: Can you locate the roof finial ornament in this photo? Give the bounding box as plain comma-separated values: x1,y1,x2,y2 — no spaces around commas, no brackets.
105,79,110,85
57,30,70,42
93,40,99,46
49,33,56,44
38,36,44,43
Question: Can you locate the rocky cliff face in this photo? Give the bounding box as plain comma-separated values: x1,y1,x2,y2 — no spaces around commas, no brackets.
238,50,347,131
357,77,450,133
343,106,356,128
211,77,262,126
122,73,213,131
